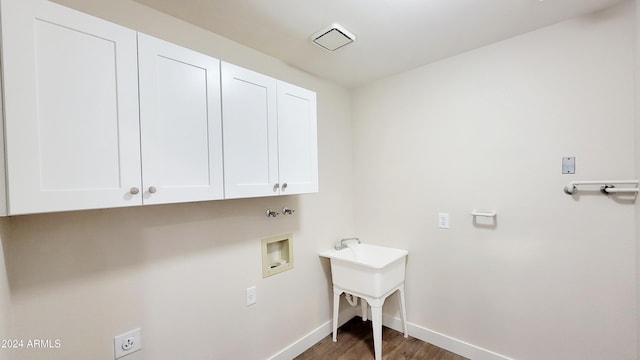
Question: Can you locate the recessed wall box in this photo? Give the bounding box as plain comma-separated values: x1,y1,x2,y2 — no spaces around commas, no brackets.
262,234,293,278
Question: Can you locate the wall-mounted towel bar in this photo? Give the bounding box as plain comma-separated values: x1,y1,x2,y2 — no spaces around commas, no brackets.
563,180,639,195
471,210,497,217
600,185,640,194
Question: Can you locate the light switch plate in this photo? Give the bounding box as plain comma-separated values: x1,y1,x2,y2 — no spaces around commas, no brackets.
246,286,257,306
438,213,449,229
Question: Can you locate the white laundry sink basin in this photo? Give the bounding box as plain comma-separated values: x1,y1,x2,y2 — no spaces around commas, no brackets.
321,242,409,360
320,243,408,298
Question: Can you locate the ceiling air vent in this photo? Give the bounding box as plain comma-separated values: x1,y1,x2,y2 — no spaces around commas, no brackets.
311,24,356,52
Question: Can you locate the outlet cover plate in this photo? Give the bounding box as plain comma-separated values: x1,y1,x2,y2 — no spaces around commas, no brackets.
114,328,142,359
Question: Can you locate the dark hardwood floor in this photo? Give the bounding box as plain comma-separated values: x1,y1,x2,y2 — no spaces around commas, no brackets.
294,317,469,360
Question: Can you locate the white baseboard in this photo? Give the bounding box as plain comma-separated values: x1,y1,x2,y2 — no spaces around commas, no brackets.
382,314,513,360
266,307,358,360
267,309,512,360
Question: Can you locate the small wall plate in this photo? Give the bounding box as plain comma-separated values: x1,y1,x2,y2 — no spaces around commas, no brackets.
562,157,575,174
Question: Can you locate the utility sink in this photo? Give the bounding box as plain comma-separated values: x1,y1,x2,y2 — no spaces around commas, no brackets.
320,242,409,360
320,243,408,298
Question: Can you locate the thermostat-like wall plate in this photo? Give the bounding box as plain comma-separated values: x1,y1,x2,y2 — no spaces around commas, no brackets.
562,157,575,174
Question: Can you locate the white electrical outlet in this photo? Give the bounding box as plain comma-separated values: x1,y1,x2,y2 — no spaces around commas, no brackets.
246,286,257,306
114,328,142,359
438,213,450,229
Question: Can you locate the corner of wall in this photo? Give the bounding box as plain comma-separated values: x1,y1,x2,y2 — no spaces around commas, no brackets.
0,218,11,360
634,0,640,356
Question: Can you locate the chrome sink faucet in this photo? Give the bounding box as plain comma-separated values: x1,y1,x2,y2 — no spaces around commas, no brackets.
335,237,361,250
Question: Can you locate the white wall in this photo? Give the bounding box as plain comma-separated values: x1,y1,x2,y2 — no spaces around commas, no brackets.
1,1,637,360
352,2,636,359
1,1,355,359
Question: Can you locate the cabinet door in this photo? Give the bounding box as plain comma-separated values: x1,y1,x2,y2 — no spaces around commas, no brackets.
276,81,318,195
138,33,224,205
0,0,142,214
221,62,279,198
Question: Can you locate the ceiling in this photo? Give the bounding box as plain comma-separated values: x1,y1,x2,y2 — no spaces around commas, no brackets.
134,0,627,88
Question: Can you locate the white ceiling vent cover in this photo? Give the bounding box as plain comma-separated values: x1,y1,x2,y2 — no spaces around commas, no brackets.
311,24,356,51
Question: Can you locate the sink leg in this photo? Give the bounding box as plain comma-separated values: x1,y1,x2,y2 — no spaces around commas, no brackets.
371,304,383,360
399,285,408,338
361,298,368,321
333,288,341,342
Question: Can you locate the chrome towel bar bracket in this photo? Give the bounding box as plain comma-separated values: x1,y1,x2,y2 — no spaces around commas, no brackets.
564,180,639,195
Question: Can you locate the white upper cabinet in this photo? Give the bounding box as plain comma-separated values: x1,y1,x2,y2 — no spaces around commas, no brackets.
0,0,142,214
276,82,318,195
0,0,317,214
221,62,318,198
221,62,279,198
0,0,225,214
137,33,224,205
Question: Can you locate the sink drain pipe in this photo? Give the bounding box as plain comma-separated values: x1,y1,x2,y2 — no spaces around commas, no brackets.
345,293,359,306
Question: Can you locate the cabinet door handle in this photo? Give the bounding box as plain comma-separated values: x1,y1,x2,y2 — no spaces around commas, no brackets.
273,183,280,191
129,187,140,195
148,186,157,194
281,183,288,190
